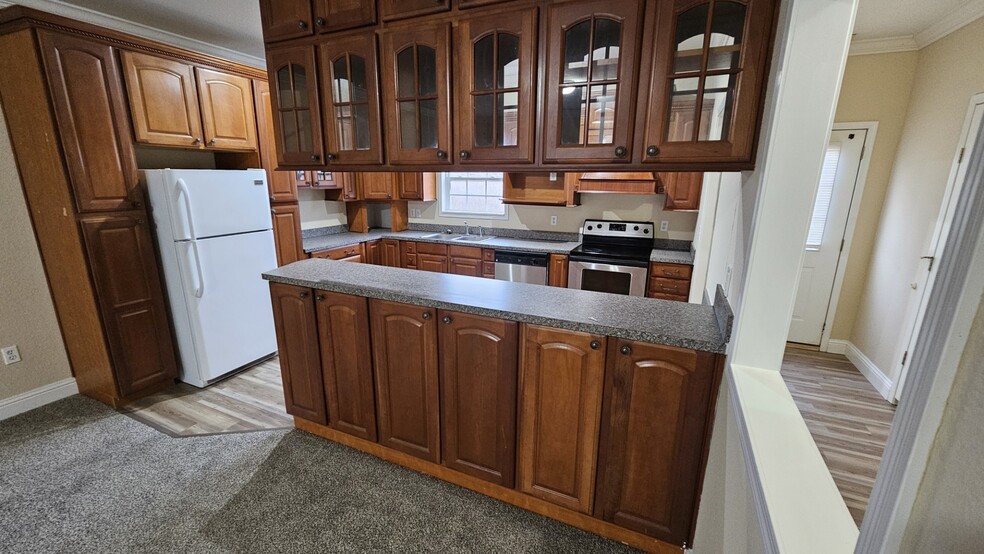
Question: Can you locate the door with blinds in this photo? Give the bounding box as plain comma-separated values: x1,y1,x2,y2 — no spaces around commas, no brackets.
788,128,867,345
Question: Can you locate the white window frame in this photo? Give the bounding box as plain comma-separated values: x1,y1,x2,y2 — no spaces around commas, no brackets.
437,172,509,220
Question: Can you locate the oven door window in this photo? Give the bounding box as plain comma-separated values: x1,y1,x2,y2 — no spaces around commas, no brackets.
581,268,633,295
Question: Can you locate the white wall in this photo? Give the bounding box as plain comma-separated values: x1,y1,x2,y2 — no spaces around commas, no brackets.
298,188,347,230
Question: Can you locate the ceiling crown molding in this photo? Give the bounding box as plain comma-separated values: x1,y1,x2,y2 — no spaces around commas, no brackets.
914,0,984,48
0,0,265,67
849,35,919,56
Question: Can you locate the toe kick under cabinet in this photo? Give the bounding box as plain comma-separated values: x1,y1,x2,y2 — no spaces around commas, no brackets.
269,282,724,551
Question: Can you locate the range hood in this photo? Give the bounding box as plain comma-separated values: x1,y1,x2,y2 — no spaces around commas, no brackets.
572,172,660,194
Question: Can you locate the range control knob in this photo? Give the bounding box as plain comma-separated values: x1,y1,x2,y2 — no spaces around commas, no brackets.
587,225,593,230
644,229,650,234
633,225,639,231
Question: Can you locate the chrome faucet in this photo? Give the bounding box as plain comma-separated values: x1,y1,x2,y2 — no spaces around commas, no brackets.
478,225,484,238
463,221,470,236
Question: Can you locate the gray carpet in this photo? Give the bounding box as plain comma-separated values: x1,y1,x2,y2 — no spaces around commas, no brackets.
0,396,637,553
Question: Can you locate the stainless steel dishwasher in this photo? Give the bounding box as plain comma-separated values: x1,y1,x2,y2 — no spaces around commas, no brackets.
494,250,549,285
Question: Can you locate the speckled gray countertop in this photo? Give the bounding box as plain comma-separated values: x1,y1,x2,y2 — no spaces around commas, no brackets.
650,249,695,265
263,259,730,353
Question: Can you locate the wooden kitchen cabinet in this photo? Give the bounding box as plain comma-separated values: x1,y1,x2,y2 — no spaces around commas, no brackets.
448,245,484,277
594,339,718,546
381,239,402,267
370,299,442,463
542,0,644,164
357,172,396,200
380,24,453,165
79,212,178,396
266,45,324,166
259,0,314,43
379,0,450,21
254,80,298,203
310,244,362,261
661,172,703,210
647,262,693,301
120,51,203,148
438,310,518,486
271,203,305,266
313,0,376,33
319,33,383,165
517,324,607,514
548,254,569,288
642,0,777,165
195,67,257,151
454,7,537,164
38,31,139,213
397,172,437,201
316,292,377,441
269,283,328,424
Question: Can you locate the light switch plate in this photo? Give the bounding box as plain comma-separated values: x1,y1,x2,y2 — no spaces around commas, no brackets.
2,345,21,365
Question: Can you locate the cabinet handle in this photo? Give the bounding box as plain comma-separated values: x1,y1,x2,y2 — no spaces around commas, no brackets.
315,294,324,301
459,150,470,160
298,20,308,29
614,146,628,158
620,345,632,356
269,195,276,201
422,312,432,320
299,292,310,299
590,340,601,350
193,137,202,145
661,287,676,292
131,200,142,208
270,208,276,214
646,145,659,157
311,154,320,162
387,194,393,199
208,138,216,146
436,150,447,160
315,17,326,26
135,218,144,225
442,315,452,324
327,153,336,161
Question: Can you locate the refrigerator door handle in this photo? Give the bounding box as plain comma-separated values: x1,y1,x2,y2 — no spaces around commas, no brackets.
190,241,206,298
175,178,197,240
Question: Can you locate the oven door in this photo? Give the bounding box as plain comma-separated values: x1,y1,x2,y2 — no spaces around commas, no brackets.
568,260,649,297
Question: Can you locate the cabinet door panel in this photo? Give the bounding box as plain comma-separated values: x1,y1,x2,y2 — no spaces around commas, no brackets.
196,68,257,151
455,8,537,163
379,0,450,21
380,24,452,164
517,324,606,513
643,0,776,164
271,203,305,266
320,33,384,164
417,253,448,273
542,0,643,163
439,311,518,486
254,80,298,203
661,172,703,210
39,31,138,213
266,45,324,166
317,292,377,441
259,0,314,43
449,257,483,277
594,340,717,546
370,300,441,462
269,283,327,423
548,254,569,287
80,213,177,396
121,51,203,148
357,172,395,200
314,0,376,33
381,239,402,267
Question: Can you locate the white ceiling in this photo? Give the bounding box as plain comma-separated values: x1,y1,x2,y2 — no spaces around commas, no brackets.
852,0,984,48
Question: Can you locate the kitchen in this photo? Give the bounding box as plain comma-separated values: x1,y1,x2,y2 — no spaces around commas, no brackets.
0,1,758,552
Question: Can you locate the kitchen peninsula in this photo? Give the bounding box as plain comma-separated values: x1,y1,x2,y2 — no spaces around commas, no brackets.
263,259,732,552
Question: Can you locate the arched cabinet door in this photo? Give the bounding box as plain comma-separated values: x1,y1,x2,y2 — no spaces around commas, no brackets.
266,45,324,167
319,33,383,165
454,7,537,164
641,0,778,165
541,0,644,164
380,24,452,165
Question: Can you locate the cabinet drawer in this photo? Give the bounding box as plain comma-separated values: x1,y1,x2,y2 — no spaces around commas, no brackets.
649,278,690,297
449,244,482,259
647,292,689,302
405,254,418,267
405,241,417,253
416,241,448,256
483,262,496,278
483,249,495,262
650,263,692,280
313,244,362,260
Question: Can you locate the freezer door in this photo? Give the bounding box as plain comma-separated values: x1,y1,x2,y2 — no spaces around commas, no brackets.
173,230,278,385
166,169,272,240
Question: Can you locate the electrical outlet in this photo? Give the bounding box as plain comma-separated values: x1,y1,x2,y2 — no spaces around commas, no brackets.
2,345,21,365
659,220,669,232
550,215,558,226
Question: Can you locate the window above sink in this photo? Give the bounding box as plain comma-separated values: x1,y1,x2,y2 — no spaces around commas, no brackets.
438,172,508,220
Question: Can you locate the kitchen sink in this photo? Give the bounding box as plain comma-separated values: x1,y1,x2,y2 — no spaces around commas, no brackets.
418,233,448,239
451,235,496,243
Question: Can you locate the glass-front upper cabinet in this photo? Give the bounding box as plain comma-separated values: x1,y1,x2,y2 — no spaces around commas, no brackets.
319,33,383,164
642,0,777,164
542,0,643,164
455,8,537,164
380,24,452,164
266,45,324,166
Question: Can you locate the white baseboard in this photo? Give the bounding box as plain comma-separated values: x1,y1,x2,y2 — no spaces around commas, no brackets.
0,378,79,421
833,340,893,401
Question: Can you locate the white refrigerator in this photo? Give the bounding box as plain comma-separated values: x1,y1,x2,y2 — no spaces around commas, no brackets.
144,169,279,388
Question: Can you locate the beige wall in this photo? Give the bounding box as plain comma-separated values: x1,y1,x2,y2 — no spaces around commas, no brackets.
828,51,919,340
0,107,74,401
849,18,984,377
900,296,984,553
299,188,347,230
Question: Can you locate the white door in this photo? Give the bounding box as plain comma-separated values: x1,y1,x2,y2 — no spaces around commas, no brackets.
166,169,271,240
788,129,867,345
892,97,984,401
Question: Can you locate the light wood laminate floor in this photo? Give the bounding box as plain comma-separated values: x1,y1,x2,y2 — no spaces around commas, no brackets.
123,357,292,437
781,346,896,525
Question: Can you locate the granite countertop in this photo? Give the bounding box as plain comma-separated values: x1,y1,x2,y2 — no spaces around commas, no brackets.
263,259,731,353
302,229,693,264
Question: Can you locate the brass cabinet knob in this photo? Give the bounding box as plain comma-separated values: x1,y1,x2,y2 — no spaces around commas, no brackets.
646,145,659,157
590,340,601,350
298,20,308,29
422,312,432,320
620,345,632,355
442,315,452,324
436,150,447,160
614,146,628,158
